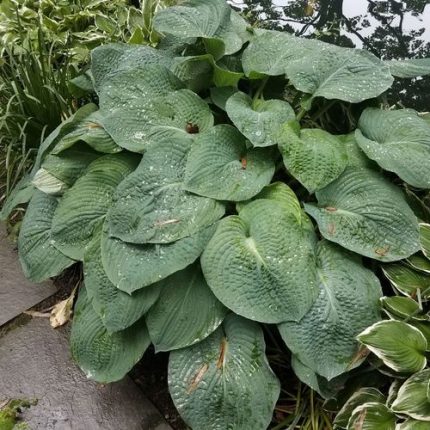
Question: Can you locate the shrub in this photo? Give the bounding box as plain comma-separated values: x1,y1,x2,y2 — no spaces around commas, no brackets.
3,0,430,428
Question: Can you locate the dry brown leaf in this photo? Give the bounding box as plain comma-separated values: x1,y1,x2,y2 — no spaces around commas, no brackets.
50,288,77,328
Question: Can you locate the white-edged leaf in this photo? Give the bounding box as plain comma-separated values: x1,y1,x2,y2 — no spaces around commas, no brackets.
383,264,430,300
347,402,396,430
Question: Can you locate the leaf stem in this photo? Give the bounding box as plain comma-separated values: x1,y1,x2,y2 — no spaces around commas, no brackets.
252,76,269,104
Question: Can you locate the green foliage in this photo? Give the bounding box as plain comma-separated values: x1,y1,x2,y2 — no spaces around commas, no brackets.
6,0,430,428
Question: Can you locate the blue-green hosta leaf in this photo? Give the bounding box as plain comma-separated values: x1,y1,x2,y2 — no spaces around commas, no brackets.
201,191,319,323
168,314,280,430
101,223,216,294
242,31,393,103
408,254,430,274
146,264,227,352
107,138,224,244
0,175,34,221
184,125,275,201
210,86,237,110
91,43,172,91
339,133,377,169
397,419,430,430
278,241,382,380
420,224,430,260
391,370,430,421
357,320,427,373
382,265,430,300
71,288,151,383
356,108,430,189
278,124,348,192
51,153,138,261
385,58,430,78
154,0,249,59
99,66,213,152
51,110,121,155
226,91,295,147
17,191,74,282
347,402,396,430
334,388,386,429
304,167,420,262
381,296,427,321
83,234,160,333
33,144,100,195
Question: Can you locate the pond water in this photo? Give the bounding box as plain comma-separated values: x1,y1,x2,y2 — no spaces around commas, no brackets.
230,0,430,110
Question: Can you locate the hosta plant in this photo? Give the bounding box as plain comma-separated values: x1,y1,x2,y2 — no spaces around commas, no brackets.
3,0,430,428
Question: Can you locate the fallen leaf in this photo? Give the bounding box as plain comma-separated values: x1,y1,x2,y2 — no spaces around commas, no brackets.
50,288,77,328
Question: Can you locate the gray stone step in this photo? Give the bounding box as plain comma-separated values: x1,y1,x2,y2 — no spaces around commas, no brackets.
0,225,57,326
0,318,172,430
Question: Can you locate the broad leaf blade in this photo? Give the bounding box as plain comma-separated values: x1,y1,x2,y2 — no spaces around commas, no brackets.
383,264,430,300
385,58,430,78
347,402,396,430
420,223,430,260
168,314,280,430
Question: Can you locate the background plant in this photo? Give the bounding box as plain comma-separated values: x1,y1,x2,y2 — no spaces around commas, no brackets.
2,0,430,429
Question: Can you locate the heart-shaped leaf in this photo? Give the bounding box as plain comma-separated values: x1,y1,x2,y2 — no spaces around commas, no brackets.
356,108,430,188
357,320,427,373
184,124,275,201
347,402,396,430
168,314,280,430
385,58,430,78
146,264,227,352
304,167,420,262
226,91,295,147
107,137,224,244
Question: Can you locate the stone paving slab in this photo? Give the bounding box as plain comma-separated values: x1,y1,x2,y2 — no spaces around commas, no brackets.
0,318,172,430
0,225,57,326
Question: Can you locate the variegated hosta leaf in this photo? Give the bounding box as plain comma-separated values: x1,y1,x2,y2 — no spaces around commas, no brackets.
225,91,295,147
71,288,151,383
420,224,430,260
154,0,249,59
84,233,160,333
99,66,213,152
201,186,319,323
396,419,430,430
33,144,100,195
101,223,216,294
356,108,430,188
383,265,430,300
51,110,121,154
278,123,348,192
304,167,420,262
168,314,280,430
385,58,430,78
334,388,386,429
242,30,393,104
146,264,227,352
184,125,275,201
347,402,396,430
51,153,138,260
391,369,430,421
357,320,427,373
91,43,172,91
408,254,430,274
18,191,74,282
278,241,382,380
381,296,427,321
107,138,224,244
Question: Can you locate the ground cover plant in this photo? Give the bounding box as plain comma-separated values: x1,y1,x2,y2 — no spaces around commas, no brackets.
2,0,430,428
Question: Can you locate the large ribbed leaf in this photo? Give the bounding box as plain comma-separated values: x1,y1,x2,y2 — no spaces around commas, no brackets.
357,320,427,373
18,191,74,282
242,31,393,104
154,0,249,59
340,133,377,169
33,144,100,195
91,43,172,91
356,108,430,188
51,154,137,260
383,265,430,300
278,123,348,192
107,138,224,244
99,66,213,152
84,234,160,333
101,223,216,294
184,125,275,201
347,402,396,430
168,314,280,430
304,167,420,262
391,370,430,421
225,91,295,147
146,264,227,352
385,58,430,78
0,175,34,221
278,241,382,380
71,288,150,383
202,185,319,323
